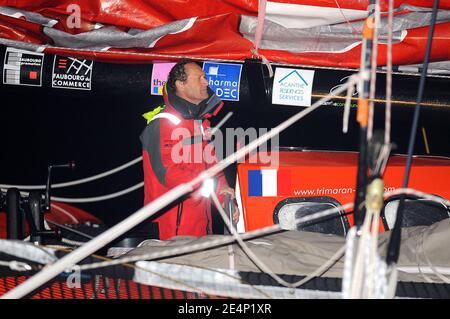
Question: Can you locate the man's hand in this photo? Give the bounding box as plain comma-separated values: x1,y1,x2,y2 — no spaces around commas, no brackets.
220,186,239,225
219,185,235,198
231,202,239,225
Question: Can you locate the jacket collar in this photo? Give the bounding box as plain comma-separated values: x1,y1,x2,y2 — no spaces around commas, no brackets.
164,86,223,120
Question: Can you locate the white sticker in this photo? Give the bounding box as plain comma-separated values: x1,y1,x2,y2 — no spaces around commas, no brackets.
3,47,44,87
272,68,315,107
52,55,93,90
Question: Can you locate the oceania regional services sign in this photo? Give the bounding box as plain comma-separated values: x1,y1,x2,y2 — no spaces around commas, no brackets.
272,68,315,107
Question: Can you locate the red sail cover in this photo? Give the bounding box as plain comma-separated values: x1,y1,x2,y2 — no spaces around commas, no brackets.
0,0,449,67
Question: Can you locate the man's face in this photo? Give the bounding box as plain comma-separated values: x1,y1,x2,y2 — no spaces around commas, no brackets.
176,63,209,105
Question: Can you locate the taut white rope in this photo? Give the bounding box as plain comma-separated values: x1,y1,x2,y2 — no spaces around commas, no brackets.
211,191,346,289
0,156,143,190
367,0,381,141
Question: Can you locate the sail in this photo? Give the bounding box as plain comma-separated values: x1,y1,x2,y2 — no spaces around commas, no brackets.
0,0,449,67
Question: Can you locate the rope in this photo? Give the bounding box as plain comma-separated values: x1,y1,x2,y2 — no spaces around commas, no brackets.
333,0,360,35
51,182,143,203
4,182,144,204
254,0,267,52
212,191,347,289
0,115,232,202
7,37,450,78
0,156,142,190
386,0,441,266
50,203,79,223
385,0,394,145
367,0,381,141
342,227,357,298
420,226,450,284
61,238,85,247
0,260,32,272
250,0,274,78
211,192,294,288
72,202,355,272
45,220,94,240
342,74,358,133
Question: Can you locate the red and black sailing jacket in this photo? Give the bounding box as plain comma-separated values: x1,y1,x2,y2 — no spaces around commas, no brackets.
140,86,228,240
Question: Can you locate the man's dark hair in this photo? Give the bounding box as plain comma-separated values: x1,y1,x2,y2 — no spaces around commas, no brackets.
166,58,200,91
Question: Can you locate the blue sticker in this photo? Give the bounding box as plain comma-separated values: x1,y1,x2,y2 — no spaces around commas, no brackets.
248,170,263,197
203,62,242,101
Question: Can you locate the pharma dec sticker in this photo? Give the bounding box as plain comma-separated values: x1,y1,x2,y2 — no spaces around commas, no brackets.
203,62,242,101
52,56,93,90
3,47,44,87
272,68,315,106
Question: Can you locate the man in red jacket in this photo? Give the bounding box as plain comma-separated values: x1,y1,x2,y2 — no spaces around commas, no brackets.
140,59,238,240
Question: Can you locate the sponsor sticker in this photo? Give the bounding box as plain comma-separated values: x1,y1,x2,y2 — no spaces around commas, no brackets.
203,62,242,101
3,47,44,87
272,68,315,106
150,62,176,95
52,56,93,90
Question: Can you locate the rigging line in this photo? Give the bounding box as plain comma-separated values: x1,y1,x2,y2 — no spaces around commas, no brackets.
211,192,292,288
421,127,431,154
51,182,144,203
0,156,143,190
209,111,233,136
293,245,346,289
45,44,245,63
104,246,272,298
385,0,394,145
177,262,273,298
0,260,33,272
0,114,230,192
386,0,440,266
4,37,450,78
372,0,394,178
333,0,360,35
131,264,218,298
3,182,144,203
50,203,79,223
419,227,450,284
43,246,214,297
416,227,435,283
45,220,94,240
2,114,231,201
70,188,449,273
136,261,273,299
312,94,450,108
254,0,267,51
275,60,450,78
211,191,346,289
73,202,355,272
367,0,381,141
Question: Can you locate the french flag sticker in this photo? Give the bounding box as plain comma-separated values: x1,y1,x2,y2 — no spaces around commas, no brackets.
248,169,291,197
